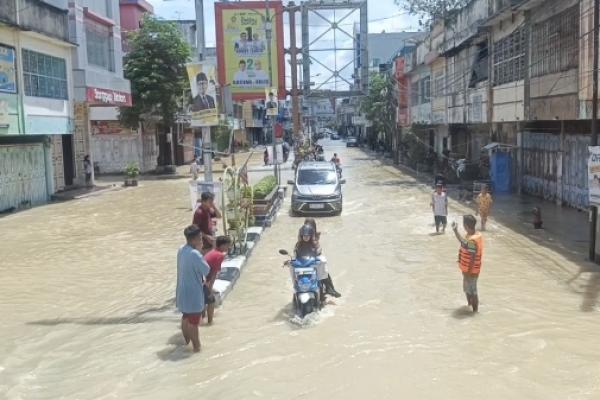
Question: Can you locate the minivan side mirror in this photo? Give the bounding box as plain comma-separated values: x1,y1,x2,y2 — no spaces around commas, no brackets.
339,179,346,184
287,179,295,185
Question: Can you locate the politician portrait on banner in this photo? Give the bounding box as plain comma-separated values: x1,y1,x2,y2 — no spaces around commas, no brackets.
186,62,218,127
265,88,278,117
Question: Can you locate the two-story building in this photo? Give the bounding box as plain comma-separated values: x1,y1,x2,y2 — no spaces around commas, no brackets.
0,0,75,212
68,0,135,177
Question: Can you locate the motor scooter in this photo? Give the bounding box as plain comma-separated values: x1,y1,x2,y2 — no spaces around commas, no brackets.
279,249,321,317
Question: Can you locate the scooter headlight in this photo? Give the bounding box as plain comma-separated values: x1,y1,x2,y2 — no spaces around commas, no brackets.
298,276,312,292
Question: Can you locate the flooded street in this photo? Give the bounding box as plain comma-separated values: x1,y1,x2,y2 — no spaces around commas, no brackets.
2,141,600,399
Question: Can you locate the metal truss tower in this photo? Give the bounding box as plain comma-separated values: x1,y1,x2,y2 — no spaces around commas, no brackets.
301,0,368,98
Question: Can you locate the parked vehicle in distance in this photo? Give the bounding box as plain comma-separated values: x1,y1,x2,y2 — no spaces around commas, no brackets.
346,137,358,147
331,133,340,140
288,161,345,216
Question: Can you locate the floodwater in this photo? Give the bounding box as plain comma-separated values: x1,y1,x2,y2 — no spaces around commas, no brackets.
1,141,600,399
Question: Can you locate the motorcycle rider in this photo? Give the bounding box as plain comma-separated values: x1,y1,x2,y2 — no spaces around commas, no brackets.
296,220,341,299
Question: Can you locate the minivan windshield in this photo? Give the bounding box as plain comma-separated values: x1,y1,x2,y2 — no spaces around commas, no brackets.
297,170,337,185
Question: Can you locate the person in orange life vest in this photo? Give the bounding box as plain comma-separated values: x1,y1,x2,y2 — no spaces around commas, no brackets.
452,215,483,313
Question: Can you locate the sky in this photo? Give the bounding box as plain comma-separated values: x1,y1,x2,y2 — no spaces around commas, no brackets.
147,0,419,91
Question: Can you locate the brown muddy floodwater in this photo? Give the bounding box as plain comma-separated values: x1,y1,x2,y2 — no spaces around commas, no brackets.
1,140,600,399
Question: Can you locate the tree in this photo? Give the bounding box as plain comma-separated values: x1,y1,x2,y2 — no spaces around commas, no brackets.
395,0,469,26
360,73,396,151
120,16,191,129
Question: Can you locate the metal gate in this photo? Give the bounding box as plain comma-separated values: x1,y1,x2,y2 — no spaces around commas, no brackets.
522,132,589,209
0,144,48,211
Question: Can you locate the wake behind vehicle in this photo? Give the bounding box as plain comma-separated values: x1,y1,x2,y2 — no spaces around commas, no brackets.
279,249,320,317
288,161,345,216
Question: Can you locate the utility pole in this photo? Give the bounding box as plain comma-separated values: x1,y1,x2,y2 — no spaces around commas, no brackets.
289,2,301,140
591,0,599,261
195,0,213,182
264,0,280,185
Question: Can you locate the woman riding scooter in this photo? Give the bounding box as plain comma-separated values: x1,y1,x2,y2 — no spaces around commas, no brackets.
296,219,341,299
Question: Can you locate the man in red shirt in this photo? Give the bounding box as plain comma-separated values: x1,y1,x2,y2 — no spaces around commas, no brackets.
193,192,222,253
203,236,232,324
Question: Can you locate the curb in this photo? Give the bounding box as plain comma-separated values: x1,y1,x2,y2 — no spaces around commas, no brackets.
210,190,285,305
211,226,265,305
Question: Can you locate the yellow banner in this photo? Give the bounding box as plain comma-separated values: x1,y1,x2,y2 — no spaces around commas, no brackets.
186,62,219,127
221,8,278,95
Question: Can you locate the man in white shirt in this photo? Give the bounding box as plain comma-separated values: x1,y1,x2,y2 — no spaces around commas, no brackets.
430,183,448,233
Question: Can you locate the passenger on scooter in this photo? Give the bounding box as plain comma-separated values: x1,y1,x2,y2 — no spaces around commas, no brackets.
296,219,341,298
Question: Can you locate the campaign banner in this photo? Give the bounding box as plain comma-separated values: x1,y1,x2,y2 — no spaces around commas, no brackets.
216,1,285,101
589,146,600,205
265,88,278,116
0,45,17,94
186,62,219,127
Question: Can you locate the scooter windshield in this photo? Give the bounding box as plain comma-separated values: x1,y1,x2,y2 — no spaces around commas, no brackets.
292,256,317,268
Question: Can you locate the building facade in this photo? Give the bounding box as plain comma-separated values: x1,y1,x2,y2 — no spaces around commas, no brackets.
67,0,147,176
378,0,595,211
0,0,75,212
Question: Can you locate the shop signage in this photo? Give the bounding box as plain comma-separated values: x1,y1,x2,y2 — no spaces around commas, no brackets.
86,87,132,106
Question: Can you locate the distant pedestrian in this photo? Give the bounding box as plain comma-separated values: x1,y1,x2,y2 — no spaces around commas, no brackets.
203,236,232,324
264,148,269,166
83,155,92,187
190,158,201,180
176,225,210,352
192,192,222,253
431,183,448,233
476,184,493,231
533,207,543,229
452,215,483,313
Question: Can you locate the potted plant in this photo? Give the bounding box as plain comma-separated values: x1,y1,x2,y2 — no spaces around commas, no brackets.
124,162,140,187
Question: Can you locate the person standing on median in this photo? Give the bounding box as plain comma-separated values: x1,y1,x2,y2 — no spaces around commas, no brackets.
476,184,493,231
203,236,232,325
193,192,222,254
431,183,448,234
452,215,483,313
176,225,210,353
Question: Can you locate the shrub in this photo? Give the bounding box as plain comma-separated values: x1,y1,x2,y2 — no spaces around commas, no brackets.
252,175,277,199
125,162,140,178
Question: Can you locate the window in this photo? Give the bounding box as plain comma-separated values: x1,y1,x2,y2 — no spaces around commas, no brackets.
420,76,431,104
22,49,68,99
411,81,419,106
531,5,579,78
85,19,115,71
469,42,489,87
493,27,526,86
434,72,445,97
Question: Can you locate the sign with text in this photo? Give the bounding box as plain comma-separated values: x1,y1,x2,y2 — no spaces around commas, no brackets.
0,45,17,94
215,1,285,101
86,87,132,106
589,146,600,205
186,62,219,127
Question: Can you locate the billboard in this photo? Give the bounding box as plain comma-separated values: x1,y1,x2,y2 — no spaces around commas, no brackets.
186,62,219,127
215,1,285,101
589,146,600,205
